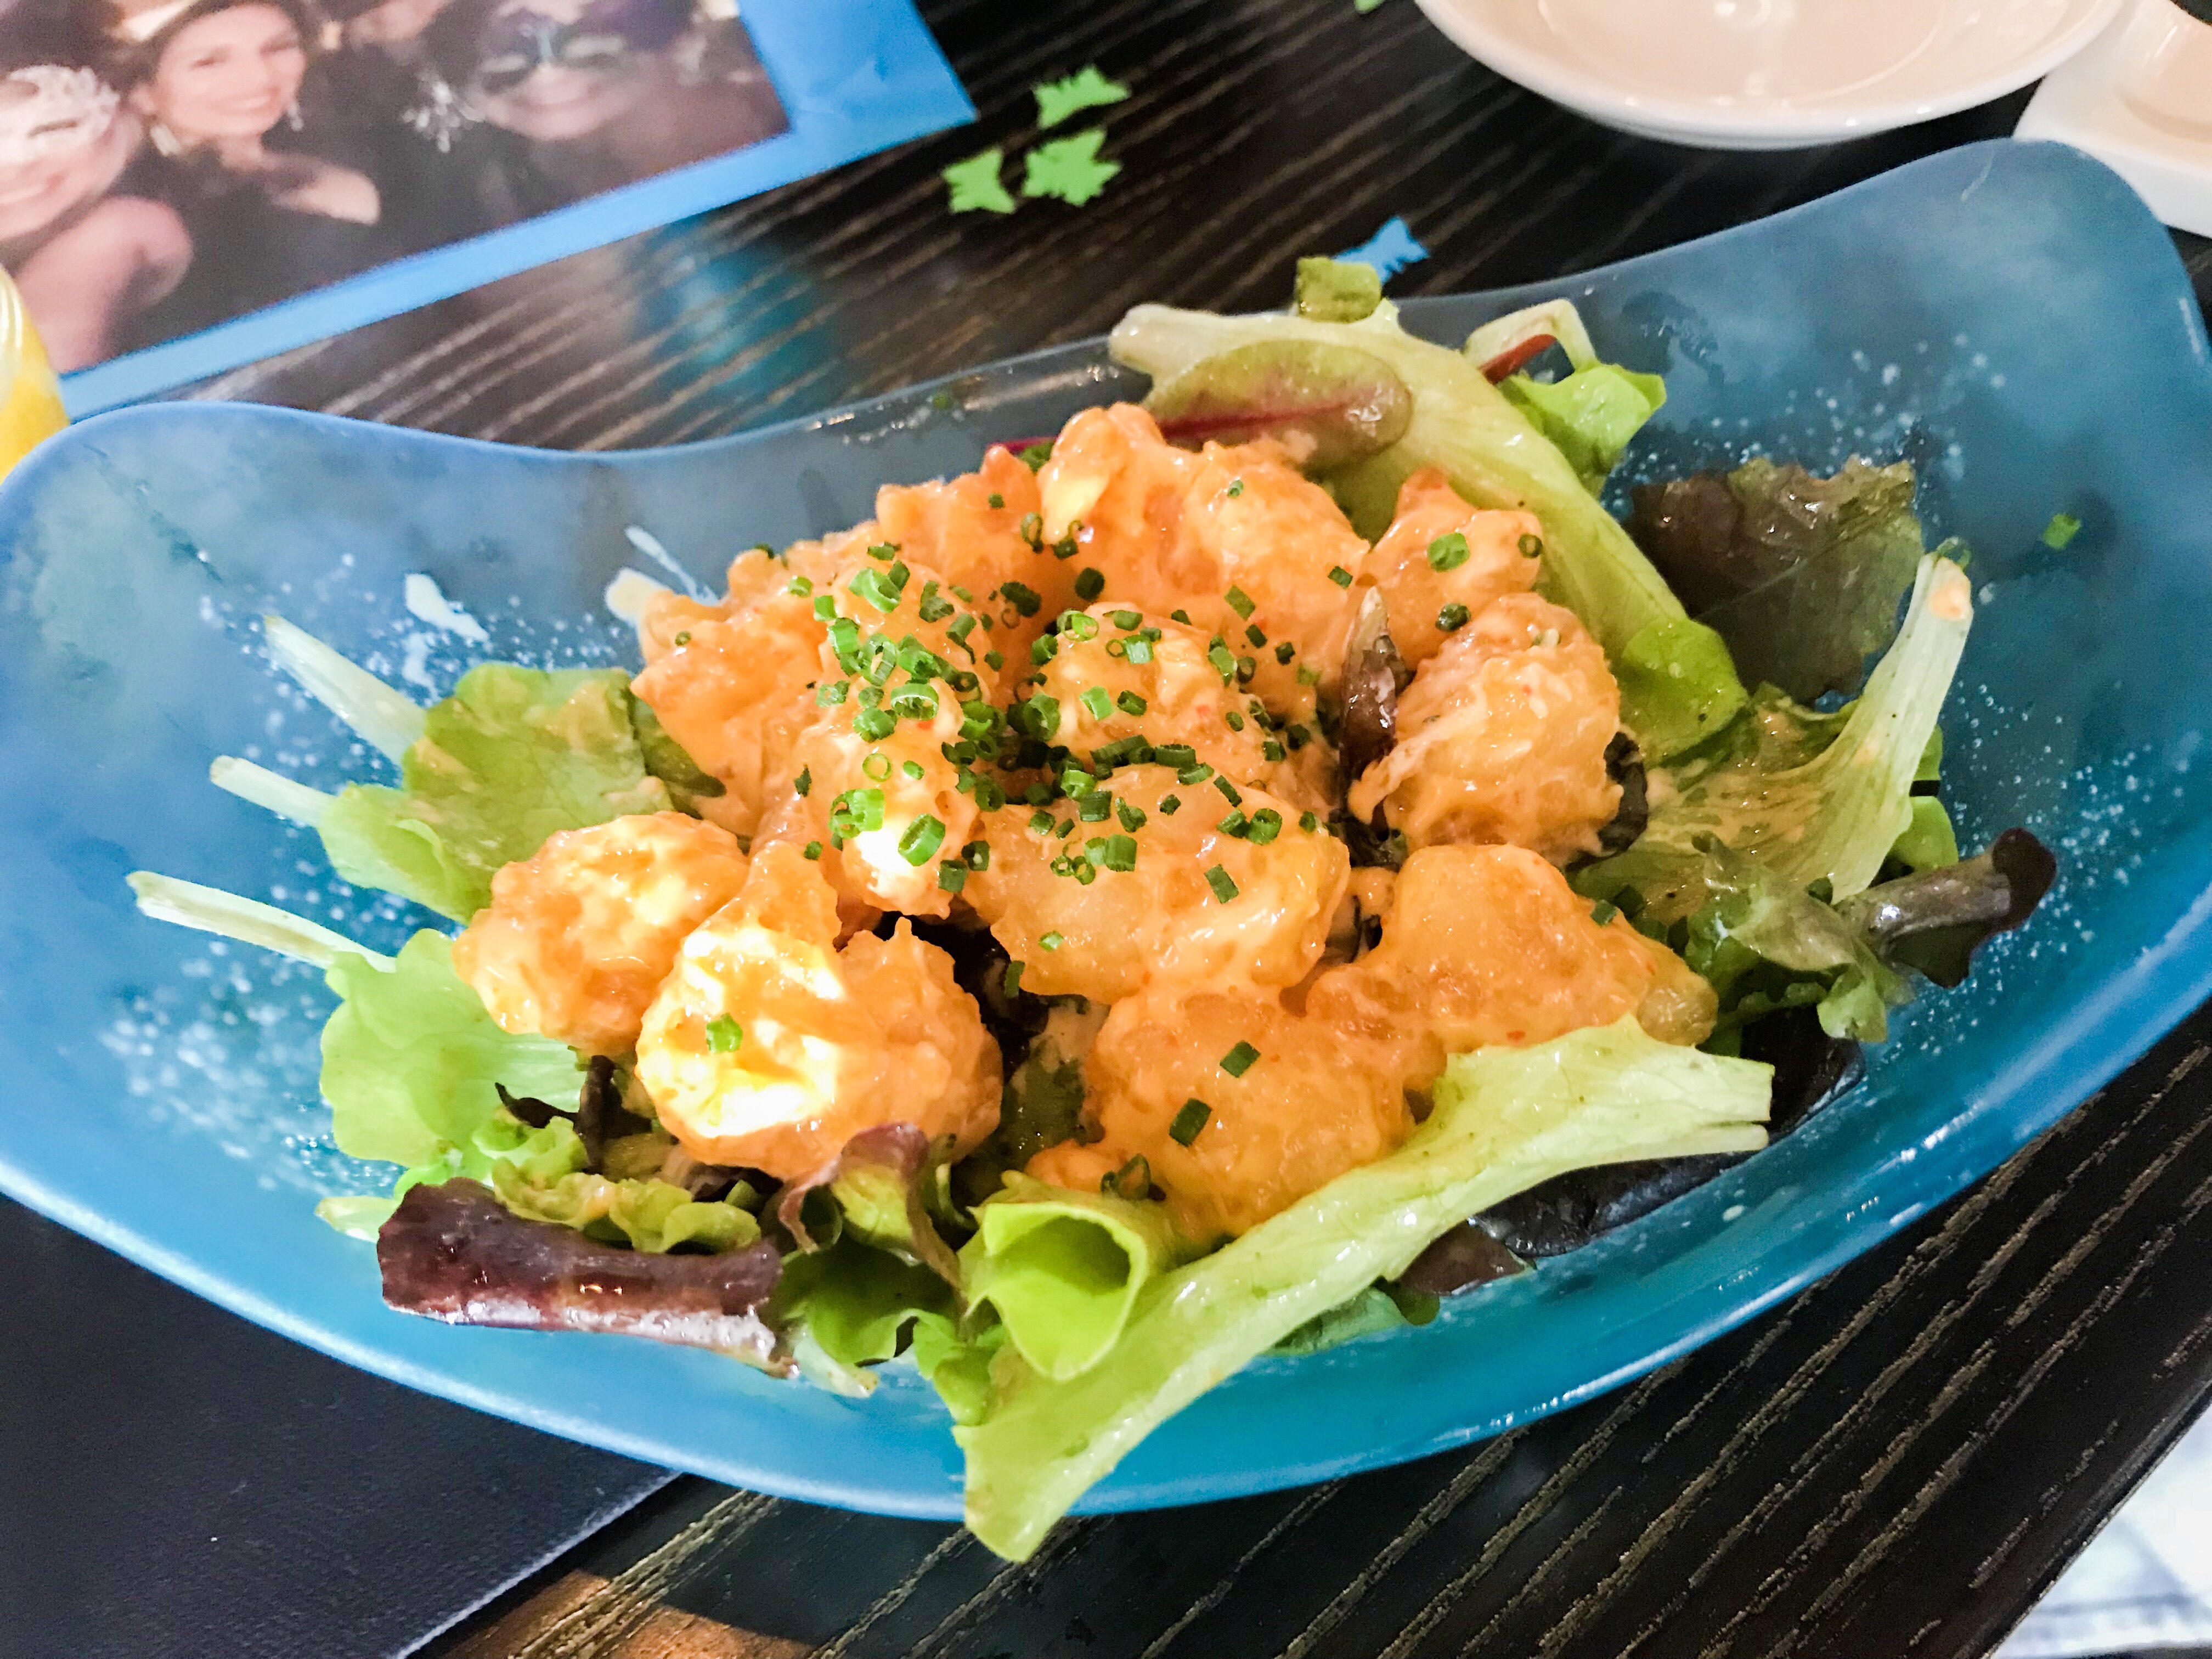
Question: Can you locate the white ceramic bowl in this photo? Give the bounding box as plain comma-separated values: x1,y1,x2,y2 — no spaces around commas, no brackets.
1413,0,2126,150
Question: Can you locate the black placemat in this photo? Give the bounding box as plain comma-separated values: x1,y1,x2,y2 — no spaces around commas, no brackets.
0,1197,669,1658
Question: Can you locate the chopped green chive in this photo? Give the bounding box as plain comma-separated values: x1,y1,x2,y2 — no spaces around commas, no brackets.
937,860,968,893
986,492,1005,510
786,575,813,595
1018,512,1043,548
1298,811,1318,832
1224,711,1245,731
1115,690,1148,716
1224,585,1256,619
1212,775,1243,805
1590,900,1620,926
673,631,692,647
1178,763,1214,786
985,650,1005,670
848,568,900,613
898,814,947,865
1327,565,1353,588
803,840,823,860
1274,641,1296,664
1296,664,1322,686
1003,961,1025,996
1124,638,1153,664
794,766,812,796
1518,533,1543,558
1018,442,1053,472
1205,865,1239,903
1079,686,1114,722
1245,624,1267,647
1110,609,1142,629
1226,477,1245,498
1171,608,1193,624
1040,930,1065,951
1247,808,1283,844
706,1015,743,1054
1001,581,1042,617
1220,1041,1260,1077
1426,531,1470,572
902,759,925,780
1437,602,1471,632
1208,644,1238,680
1170,1099,1211,1145
1115,798,1146,832
1075,568,1105,601
1079,792,1112,822
1029,810,1055,834
1158,793,1182,815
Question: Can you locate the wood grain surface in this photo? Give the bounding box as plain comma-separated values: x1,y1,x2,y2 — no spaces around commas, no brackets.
179,1,2211,1654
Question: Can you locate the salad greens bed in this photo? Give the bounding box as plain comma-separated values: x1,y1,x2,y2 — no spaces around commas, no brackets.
129,261,2052,1559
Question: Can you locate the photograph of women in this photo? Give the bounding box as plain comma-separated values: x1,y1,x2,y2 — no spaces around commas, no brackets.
0,0,800,377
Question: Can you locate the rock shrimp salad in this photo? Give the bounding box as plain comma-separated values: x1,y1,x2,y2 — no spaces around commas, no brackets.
134,261,2052,1561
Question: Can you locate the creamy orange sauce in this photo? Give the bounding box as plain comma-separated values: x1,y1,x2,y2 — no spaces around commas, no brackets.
456,405,1716,1232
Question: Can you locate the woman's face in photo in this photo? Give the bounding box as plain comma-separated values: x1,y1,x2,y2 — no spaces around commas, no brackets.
0,74,137,242
471,0,645,143
141,5,308,146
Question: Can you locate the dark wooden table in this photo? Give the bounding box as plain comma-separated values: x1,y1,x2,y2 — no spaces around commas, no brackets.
27,0,2212,1654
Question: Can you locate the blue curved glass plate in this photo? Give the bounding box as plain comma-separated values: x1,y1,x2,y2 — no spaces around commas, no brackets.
1,139,2207,1520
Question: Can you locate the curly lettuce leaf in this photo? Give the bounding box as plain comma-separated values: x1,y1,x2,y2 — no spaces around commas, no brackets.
491,1151,763,1255
1683,838,1907,1044
318,664,670,921
1108,300,1746,760
960,1175,1188,1383
321,929,582,1171
1578,554,1973,923
1627,458,1933,702
772,1239,960,1397
956,1019,1771,1560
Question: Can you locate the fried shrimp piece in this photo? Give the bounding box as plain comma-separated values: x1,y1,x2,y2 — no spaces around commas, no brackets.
1022,604,1318,806
751,551,1010,919
1308,844,1711,1067
964,764,1348,1004
1035,405,1368,709
631,579,825,839
1363,467,1544,671
1034,983,1415,1241
452,812,751,1057
873,445,1071,664
635,843,1000,1179
1348,592,1622,862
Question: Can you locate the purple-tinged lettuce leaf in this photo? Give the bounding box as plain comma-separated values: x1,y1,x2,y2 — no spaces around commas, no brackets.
1145,340,1413,470
1839,827,2056,988
1627,456,1932,702
378,1180,782,1366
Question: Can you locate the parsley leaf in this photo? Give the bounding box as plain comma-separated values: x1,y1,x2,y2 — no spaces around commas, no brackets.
1033,66,1130,129
1022,128,1120,207
944,148,1017,215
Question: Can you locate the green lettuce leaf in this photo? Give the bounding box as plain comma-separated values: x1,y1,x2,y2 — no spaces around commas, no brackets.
960,1175,1189,1383
771,1239,960,1397
1683,838,1908,1044
1627,458,1933,702
490,1152,764,1255
320,929,582,1171
1497,364,1667,495
318,664,670,921
1108,300,1746,759
956,1018,1771,1559
1577,553,1973,923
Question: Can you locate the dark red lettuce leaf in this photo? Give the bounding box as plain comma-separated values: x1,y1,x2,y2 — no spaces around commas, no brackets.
1627,456,1928,701
378,1180,782,1364
1841,827,2056,988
